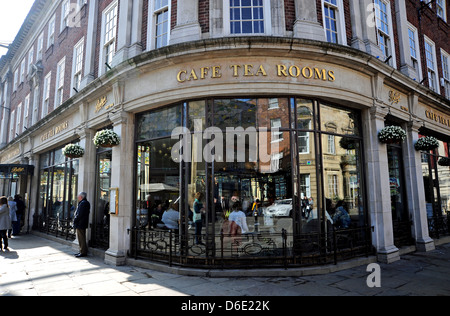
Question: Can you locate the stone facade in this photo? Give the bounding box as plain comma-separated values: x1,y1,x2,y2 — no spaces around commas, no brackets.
0,0,448,268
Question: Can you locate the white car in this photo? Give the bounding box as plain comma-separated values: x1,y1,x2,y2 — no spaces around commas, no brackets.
263,199,292,217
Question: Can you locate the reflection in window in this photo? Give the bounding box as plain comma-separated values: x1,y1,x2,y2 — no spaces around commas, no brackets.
137,105,182,140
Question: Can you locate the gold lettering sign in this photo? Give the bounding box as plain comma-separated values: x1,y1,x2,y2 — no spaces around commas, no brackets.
425,110,450,128
177,63,336,83
11,167,25,173
95,96,115,113
1,148,20,163
40,121,69,142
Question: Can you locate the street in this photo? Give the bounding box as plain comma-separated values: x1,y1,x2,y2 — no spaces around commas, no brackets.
1,234,449,296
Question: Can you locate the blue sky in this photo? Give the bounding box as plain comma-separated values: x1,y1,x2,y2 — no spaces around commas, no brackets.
0,0,36,58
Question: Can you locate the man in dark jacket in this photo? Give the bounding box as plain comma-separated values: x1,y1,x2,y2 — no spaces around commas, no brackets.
74,192,90,258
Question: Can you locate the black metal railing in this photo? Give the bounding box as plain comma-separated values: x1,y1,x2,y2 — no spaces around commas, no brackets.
37,215,76,241
428,213,450,239
129,226,374,269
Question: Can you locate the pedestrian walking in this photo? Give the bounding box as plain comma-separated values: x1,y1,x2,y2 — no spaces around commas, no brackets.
0,196,11,251
73,192,90,258
7,197,18,238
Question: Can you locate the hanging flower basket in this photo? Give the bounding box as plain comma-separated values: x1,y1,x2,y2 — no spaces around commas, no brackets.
438,157,450,167
378,126,406,144
62,144,85,159
414,136,439,151
339,137,358,150
93,129,121,148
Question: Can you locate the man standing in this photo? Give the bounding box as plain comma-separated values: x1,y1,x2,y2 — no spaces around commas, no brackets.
74,192,90,258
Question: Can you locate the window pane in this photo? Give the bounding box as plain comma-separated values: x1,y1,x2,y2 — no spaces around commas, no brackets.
137,105,182,140
214,99,257,129
320,103,360,136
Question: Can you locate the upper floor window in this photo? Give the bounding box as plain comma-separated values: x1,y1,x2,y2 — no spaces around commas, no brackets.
42,72,52,118
20,59,26,83
100,1,118,75
28,47,34,73
37,33,44,60
424,37,439,93
13,69,18,91
48,15,56,48
16,102,22,135
24,94,30,131
441,50,450,98
9,110,15,142
55,58,66,107
437,0,447,21
374,0,395,67
408,24,422,82
72,38,84,93
154,0,170,49
61,0,70,30
224,0,271,35
322,0,346,45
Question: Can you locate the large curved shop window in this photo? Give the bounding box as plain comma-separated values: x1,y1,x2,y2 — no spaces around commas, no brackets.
134,98,367,261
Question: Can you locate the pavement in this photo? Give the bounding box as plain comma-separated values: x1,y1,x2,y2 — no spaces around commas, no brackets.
1,234,450,296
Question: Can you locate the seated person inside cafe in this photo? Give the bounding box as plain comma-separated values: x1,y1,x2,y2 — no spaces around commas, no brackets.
162,202,180,233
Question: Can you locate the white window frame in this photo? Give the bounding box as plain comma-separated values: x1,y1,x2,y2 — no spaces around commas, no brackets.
77,0,87,10
55,57,66,107
16,102,22,135
48,15,56,49
328,174,339,197
407,23,423,82
424,36,440,93
24,94,30,130
99,1,118,76
28,47,34,74
9,110,15,142
441,49,450,98
374,0,396,68
61,0,70,31
300,174,311,199
37,33,44,61
321,0,347,45
270,118,283,143
20,59,26,83
13,69,18,91
42,72,52,118
436,0,447,21
223,0,272,36
32,85,40,125
71,38,84,95
328,134,336,154
147,0,171,50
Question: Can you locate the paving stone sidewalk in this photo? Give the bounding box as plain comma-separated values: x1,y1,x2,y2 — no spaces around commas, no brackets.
1,234,449,296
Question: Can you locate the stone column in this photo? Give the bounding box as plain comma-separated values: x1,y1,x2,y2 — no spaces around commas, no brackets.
73,127,97,252
170,0,202,44
395,0,417,79
25,153,38,233
293,0,325,41
364,105,400,263
402,95,435,252
80,0,98,89
104,111,134,266
349,0,383,57
113,0,143,65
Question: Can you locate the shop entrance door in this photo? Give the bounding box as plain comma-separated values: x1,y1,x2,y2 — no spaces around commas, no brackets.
90,149,112,249
387,144,414,248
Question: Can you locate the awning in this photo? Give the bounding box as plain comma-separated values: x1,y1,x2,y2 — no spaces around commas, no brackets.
0,164,35,175
140,183,179,193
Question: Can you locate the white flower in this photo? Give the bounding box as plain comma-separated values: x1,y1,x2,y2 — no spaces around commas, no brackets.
62,144,85,157
415,136,439,151
93,129,121,147
378,126,406,143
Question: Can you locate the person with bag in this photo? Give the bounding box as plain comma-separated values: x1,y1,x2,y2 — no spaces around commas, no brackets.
0,197,11,252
